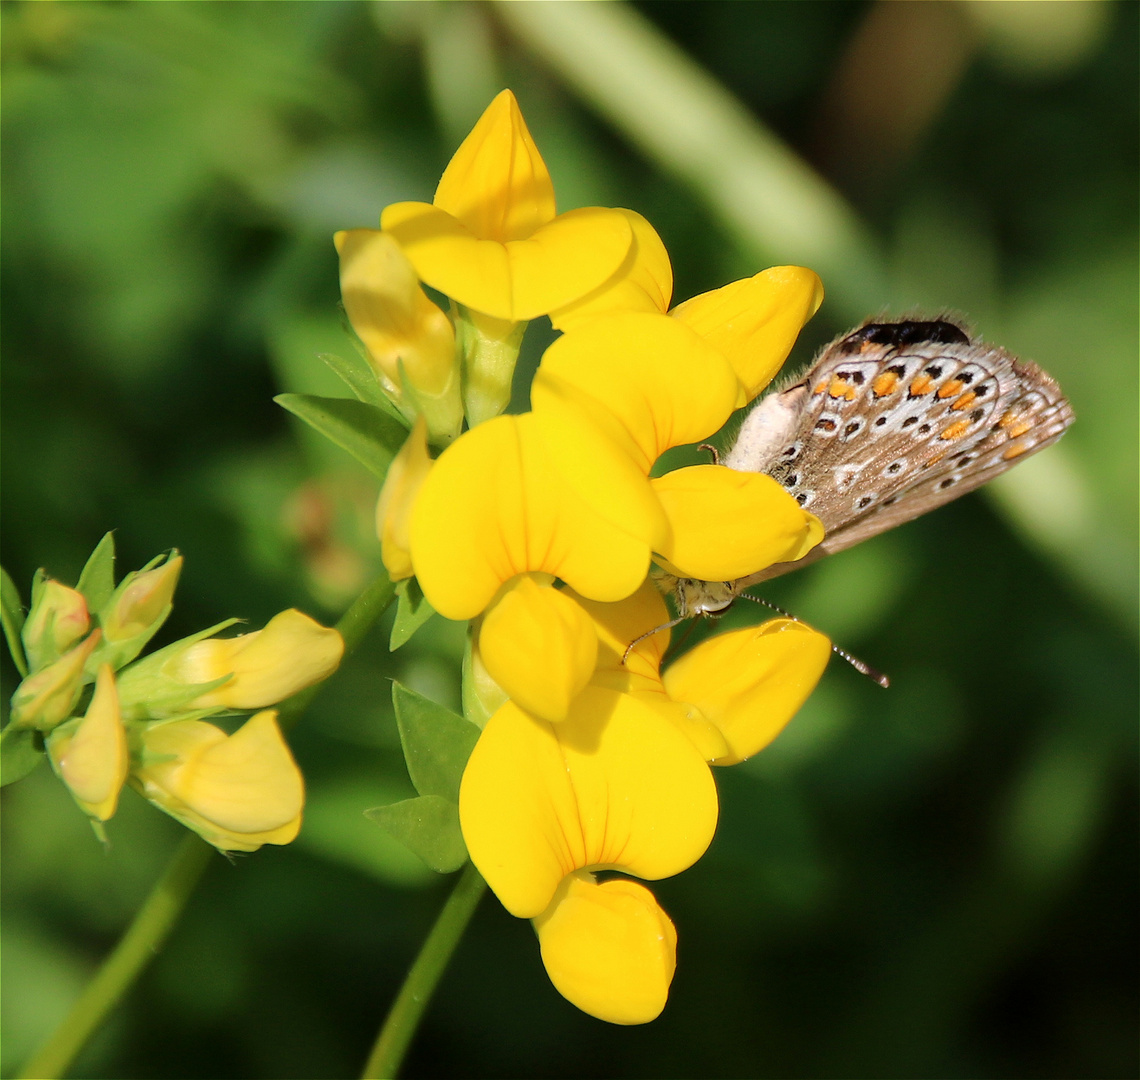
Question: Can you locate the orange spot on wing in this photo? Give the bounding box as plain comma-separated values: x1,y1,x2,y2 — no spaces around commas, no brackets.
937,379,965,398
844,385,858,401
1003,442,1029,459
909,373,934,396
1008,420,1033,437
924,452,945,467
950,390,978,411
940,419,970,440
828,377,850,398
872,371,899,397
813,380,829,395
998,409,1019,428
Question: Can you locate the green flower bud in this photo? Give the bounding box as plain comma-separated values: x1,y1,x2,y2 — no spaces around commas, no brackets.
22,578,91,672
96,553,182,669
9,630,101,731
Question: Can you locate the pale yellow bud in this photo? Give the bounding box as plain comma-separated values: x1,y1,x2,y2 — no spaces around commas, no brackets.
166,609,344,710
102,555,182,644
335,229,457,396
376,418,433,581
131,710,304,852
47,664,128,821
9,630,101,731
22,579,90,671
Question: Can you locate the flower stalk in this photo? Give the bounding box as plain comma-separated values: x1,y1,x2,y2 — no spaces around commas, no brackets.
361,861,487,1080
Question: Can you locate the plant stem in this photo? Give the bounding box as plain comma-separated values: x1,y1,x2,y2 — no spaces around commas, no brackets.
18,833,213,1080
18,569,396,1079
361,861,487,1079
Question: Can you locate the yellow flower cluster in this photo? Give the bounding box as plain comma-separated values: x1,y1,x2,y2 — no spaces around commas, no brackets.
9,548,343,852
348,91,832,1023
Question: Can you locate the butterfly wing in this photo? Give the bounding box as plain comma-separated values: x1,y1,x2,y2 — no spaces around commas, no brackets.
732,330,1073,587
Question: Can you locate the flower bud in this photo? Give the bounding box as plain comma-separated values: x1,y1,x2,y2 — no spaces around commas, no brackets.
335,229,463,443
46,664,128,821
22,579,90,672
376,418,433,581
131,710,304,852
163,609,344,711
9,630,101,731
98,553,182,667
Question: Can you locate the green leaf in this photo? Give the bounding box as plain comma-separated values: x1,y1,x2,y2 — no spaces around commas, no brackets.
275,393,408,479
1,726,43,787
390,578,436,651
318,351,401,417
366,795,468,873
76,532,117,612
391,682,481,804
0,567,28,678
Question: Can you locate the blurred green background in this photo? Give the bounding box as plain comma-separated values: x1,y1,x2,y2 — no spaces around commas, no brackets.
2,2,1136,1077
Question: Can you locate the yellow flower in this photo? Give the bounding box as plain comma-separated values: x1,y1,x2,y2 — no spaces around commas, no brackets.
381,90,633,322
165,609,344,712
530,312,823,584
132,710,303,852
408,407,662,718
376,418,433,581
334,230,462,442
459,686,715,1023
46,664,128,822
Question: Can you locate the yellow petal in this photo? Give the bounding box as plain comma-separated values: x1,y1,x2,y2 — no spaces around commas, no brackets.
534,871,676,1024
382,202,633,322
47,664,128,821
651,465,824,581
376,417,433,581
479,578,598,722
409,413,659,620
663,618,831,764
171,610,344,710
569,583,732,762
671,266,824,402
549,209,673,331
134,711,304,851
433,89,556,242
334,229,456,396
531,312,740,474
459,688,718,918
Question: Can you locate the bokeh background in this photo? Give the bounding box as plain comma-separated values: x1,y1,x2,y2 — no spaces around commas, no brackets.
2,2,1136,1077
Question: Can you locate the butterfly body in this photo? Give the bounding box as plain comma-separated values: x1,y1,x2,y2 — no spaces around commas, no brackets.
673,319,1074,617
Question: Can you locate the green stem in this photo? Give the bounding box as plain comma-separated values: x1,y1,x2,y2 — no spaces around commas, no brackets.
361,861,487,1079
18,569,397,1079
18,833,213,1080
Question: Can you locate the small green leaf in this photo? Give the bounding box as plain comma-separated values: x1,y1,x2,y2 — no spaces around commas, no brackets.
0,567,28,677
76,532,116,613
366,795,468,873
392,682,481,804
319,352,402,418
1,725,43,786
275,393,408,479
390,578,436,651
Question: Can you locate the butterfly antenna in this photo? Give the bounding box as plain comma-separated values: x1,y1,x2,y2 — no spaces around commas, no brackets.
621,616,687,665
736,593,890,688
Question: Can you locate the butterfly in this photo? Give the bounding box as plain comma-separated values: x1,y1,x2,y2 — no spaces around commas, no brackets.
666,318,1074,626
